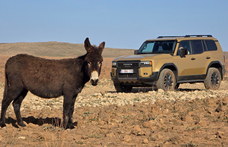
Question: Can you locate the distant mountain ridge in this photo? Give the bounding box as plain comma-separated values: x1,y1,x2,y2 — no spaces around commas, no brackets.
0,42,135,58
1,42,227,59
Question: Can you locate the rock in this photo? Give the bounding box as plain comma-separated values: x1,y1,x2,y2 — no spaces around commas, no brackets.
151,106,161,113
167,136,180,144
197,118,207,126
123,135,132,142
81,135,89,140
150,135,157,141
132,125,145,136
215,131,224,138
137,131,146,136
93,93,102,96
98,120,106,125
222,97,228,105
28,123,37,128
180,112,192,122
105,132,115,138
142,138,149,144
18,136,26,139
142,121,152,129
133,125,141,132
132,125,141,135
98,109,110,122
156,134,163,140
215,103,223,112
157,89,164,93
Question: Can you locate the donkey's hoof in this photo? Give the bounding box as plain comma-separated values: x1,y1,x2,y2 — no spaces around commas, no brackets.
68,124,75,129
63,123,75,129
0,122,6,128
18,122,26,127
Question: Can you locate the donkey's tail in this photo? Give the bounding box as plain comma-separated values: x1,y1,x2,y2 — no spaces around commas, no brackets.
3,71,8,99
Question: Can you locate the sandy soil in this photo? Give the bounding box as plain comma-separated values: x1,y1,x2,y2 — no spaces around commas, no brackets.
0,55,228,146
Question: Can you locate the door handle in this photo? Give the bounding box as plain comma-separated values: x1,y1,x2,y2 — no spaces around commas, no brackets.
191,57,195,60
206,56,211,59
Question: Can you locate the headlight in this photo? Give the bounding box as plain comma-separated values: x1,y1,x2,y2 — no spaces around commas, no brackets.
112,61,117,67
141,61,152,67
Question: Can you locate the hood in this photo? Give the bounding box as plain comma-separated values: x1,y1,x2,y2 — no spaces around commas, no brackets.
113,54,172,61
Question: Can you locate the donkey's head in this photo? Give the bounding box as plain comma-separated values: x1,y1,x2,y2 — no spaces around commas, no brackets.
84,38,105,86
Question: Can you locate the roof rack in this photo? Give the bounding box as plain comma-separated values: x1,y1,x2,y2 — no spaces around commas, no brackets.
157,35,213,38
185,35,212,37
157,36,184,38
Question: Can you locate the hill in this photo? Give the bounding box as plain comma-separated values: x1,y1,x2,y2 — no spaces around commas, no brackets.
1,42,227,59
0,42,135,58
223,52,228,59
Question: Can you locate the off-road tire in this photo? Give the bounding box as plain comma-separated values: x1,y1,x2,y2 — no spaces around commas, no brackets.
156,69,176,91
114,83,132,92
204,67,221,90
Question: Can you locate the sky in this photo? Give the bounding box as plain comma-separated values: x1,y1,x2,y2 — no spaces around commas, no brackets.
1,0,228,51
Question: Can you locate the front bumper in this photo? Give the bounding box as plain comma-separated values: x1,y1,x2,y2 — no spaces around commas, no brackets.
111,70,159,86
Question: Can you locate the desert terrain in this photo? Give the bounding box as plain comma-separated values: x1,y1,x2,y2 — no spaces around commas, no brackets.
0,42,228,146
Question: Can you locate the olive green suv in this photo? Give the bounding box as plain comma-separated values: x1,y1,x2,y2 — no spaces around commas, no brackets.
111,35,226,92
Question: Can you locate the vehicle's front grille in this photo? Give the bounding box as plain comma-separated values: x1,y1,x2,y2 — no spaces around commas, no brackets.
116,61,139,80
117,61,140,69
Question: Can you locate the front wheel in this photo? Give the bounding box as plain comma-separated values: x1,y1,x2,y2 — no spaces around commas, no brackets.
156,69,176,91
204,68,221,90
114,83,132,92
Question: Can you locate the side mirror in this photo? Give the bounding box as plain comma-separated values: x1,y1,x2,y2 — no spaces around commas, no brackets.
134,50,138,55
180,48,188,57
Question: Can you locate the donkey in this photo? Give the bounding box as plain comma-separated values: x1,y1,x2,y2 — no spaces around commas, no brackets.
0,38,105,129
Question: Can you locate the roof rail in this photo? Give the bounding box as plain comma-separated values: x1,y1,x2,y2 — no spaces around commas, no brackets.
157,36,185,38
185,35,212,37
157,35,213,38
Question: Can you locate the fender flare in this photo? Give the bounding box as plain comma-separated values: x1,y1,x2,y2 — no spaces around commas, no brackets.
157,63,178,82
206,61,224,79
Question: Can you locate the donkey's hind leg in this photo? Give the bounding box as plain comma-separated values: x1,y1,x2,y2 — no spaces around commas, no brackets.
13,89,28,127
0,96,14,127
0,88,24,127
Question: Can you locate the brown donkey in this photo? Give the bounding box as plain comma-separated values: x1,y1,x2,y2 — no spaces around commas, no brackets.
0,38,105,129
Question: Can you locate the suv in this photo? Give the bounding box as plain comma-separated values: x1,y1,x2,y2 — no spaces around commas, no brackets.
111,35,226,92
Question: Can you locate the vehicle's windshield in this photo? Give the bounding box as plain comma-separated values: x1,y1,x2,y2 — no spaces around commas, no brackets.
137,40,176,54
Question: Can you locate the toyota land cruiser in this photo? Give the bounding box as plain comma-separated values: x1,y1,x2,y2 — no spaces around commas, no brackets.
111,35,226,92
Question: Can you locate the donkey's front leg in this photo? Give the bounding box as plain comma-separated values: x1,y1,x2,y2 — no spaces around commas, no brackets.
63,95,77,129
68,95,77,129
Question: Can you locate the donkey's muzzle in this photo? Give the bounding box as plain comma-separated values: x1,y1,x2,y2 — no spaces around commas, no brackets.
91,79,99,86
90,71,99,86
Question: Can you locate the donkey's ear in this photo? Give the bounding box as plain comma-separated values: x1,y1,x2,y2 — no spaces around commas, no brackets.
98,41,105,54
84,38,92,52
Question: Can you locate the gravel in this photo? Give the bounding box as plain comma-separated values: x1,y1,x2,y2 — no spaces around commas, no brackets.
1,79,228,111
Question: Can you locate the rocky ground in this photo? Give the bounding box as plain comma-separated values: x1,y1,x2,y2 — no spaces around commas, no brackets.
0,56,228,146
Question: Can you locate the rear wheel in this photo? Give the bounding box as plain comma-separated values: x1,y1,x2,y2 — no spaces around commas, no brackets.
204,68,221,90
156,69,176,91
114,83,132,92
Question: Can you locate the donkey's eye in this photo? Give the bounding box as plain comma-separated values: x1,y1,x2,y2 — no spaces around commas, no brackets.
87,62,91,65
98,61,102,65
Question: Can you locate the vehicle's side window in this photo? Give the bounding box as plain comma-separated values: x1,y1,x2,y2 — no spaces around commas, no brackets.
205,40,217,51
191,40,204,54
177,41,191,55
